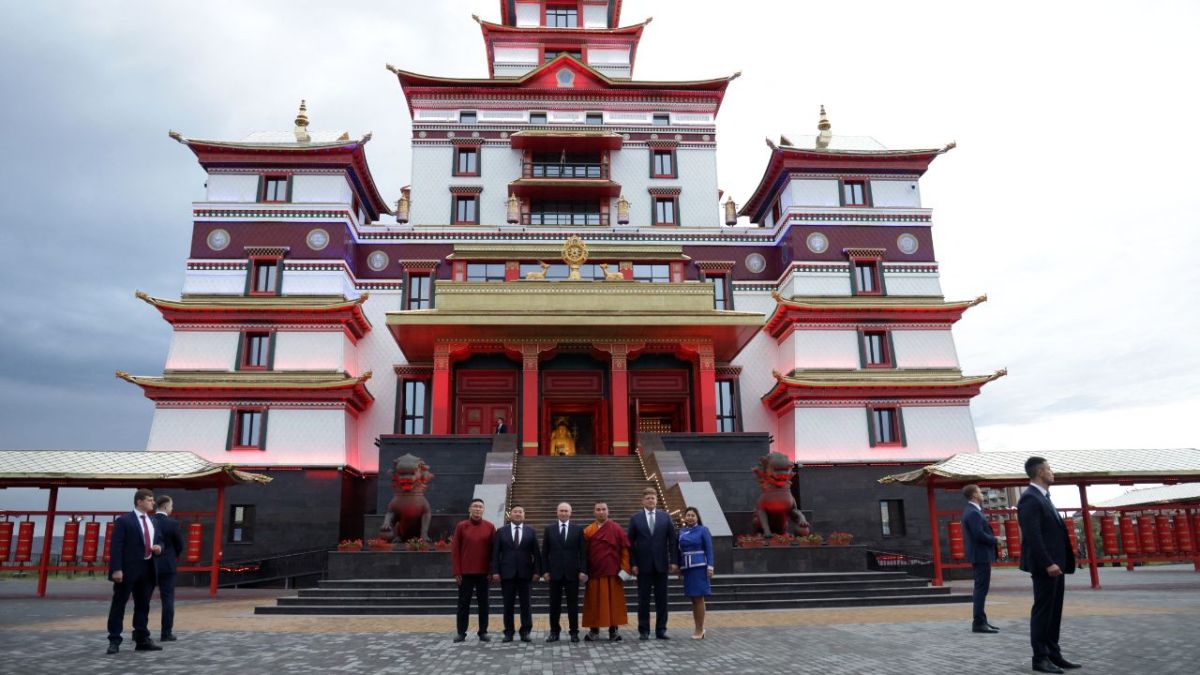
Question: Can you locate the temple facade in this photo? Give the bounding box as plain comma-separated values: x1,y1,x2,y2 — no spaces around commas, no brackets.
121,0,1001,560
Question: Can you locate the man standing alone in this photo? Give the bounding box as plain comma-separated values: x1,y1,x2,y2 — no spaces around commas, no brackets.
1018,457,1080,673
628,487,678,640
106,488,162,654
961,484,999,634
153,495,185,642
491,505,541,642
542,502,588,643
452,498,495,643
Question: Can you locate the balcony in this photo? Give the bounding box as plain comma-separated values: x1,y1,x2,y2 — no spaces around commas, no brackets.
520,211,610,226
523,161,609,180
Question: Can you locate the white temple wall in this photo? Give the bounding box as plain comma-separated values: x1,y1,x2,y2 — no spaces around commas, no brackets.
787,269,852,296
493,46,538,68
789,330,860,369
733,330,778,442
902,406,979,455
582,4,607,27
609,146,719,227
891,329,960,369
789,407,871,460
870,180,921,208
263,409,350,465
181,268,247,296
205,174,260,202
786,404,977,463
353,290,406,473
408,145,520,225
291,174,351,204
272,331,353,373
515,1,540,26
279,269,357,297
784,179,839,208
881,270,942,296
165,331,238,370
146,408,234,460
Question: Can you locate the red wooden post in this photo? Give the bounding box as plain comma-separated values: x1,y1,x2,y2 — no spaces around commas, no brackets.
609,344,630,456
927,480,943,586
431,346,453,435
1078,484,1101,589
209,485,226,597
1189,508,1200,572
36,486,59,597
520,345,540,455
694,345,717,433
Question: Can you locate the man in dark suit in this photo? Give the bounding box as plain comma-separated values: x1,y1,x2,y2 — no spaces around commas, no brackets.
628,487,678,640
490,505,541,642
1018,457,1080,673
541,502,588,643
961,484,999,633
153,495,185,642
106,488,163,654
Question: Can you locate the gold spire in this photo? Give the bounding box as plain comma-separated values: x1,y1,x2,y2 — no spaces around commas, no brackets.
294,99,311,143
817,105,831,131
816,105,832,149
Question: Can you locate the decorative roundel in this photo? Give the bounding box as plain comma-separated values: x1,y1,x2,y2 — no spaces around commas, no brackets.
556,69,575,87
417,131,427,138
745,253,766,274
897,233,920,255
206,228,230,251
471,131,480,138
446,131,455,138
702,134,711,141
806,232,829,254
499,131,509,139
367,250,389,271
674,134,683,141
306,228,330,251
649,133,659,140
622,133,631,140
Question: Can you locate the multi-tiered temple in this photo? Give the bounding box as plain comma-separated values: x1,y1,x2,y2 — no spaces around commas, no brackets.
121,1,1001,561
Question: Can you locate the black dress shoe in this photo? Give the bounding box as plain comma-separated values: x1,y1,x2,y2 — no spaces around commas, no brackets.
502,635,514,643
106,643,119,655
546,634,560,643
638,632,650,640
453,634,467,643
478,634,491,642
655,632,670,640
986,622,1000,630
520,635,532,643
570,634,580,643
160,634,177,642
1049,656,1082,669
1032,658,1065,674
135,640,163,651
972,625,999,633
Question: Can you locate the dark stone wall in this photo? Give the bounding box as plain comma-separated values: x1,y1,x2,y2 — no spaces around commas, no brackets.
655,432,771,513
375,435,495,516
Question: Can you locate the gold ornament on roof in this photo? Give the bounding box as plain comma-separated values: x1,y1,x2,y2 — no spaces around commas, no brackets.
294,99,311,143
562,236,588,280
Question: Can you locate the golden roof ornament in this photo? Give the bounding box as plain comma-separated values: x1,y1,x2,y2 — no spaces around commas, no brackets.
616,195,630,225
561,236,588,280
294,99,311,143
816,105,832,149
506,194,520,224
396,193,410,223
724,196,738,225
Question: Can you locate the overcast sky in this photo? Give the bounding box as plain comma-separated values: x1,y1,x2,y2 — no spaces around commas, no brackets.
1,1,1197,510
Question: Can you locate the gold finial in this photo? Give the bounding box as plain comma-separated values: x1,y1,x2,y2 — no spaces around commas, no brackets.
294,99,311,143
816,105,832,149
817,105,831,131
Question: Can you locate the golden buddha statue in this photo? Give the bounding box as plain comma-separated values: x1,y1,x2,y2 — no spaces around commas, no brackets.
550,417,577,456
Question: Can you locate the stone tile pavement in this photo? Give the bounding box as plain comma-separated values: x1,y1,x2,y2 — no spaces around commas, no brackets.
1,565,1198,674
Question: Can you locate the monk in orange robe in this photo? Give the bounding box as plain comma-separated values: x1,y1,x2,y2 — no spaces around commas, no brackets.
582,501,631,641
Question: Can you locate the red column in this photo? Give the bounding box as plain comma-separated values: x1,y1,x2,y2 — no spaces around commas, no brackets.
432,343,453,435
520,345,540,456
1078,483,1101,589
209,485,225,597
610,344,630,456
695,343,717,433
36,486,59,597
927,480,943,586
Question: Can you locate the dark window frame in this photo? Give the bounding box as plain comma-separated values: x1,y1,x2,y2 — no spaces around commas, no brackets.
246,256,282,296
840,179,871,207
867,406,906,447
238,331,274,371
650,149,677,178
652,196,679,225
880,499,906,537
715,378,741,432
453,146,480,177
229,408,267,451
459,111,477,124
529,112,548,125
451,194,480,224
545,4,579,28
585,112,603,125
407,273,433,309
860,329,893,368
229,504,256,543
397,378,432,435
652,113,670,126
259,175,291,203
851,259,884,296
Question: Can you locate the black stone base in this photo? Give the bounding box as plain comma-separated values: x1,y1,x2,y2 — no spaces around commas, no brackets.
729,545,867,574
328,551,451,579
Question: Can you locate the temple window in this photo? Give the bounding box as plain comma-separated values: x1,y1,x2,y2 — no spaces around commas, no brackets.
841,179,870,206
407,274,432,309
527,200,603,225
632,263,670,283
651,149,676,178
399,379,430,435
529,112,548,125
861,330,892,368
852,261,882,295
467,263,507,282
529,152,603,178
715,379,740,432
585,112,603,125
259,175,289,203
229,505,255,543
653,197,678,225
545,6,579,28
652,113,670,126
240,332,272,370
452,195,479,224
248,258,281,296
544,48,583,62
706,273,731,310
454,147,480,176
869,406,903,447
880,499,906,536
459,111,477,124
231,409,266,450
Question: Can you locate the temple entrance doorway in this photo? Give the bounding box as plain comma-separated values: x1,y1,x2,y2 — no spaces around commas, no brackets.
540,354,609,455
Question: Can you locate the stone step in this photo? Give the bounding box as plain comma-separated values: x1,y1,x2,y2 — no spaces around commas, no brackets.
297,579,933,599
317,572,915,589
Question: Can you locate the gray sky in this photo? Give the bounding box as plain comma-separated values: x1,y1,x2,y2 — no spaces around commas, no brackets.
1,1,1197,510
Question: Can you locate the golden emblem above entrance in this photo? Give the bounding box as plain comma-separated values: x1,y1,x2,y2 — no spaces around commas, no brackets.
561,235,589,280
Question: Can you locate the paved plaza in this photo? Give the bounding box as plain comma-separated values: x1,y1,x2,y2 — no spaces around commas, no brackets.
1,566,1198,674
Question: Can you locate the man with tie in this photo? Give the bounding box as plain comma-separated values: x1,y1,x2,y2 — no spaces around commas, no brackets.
628,487,678,640
1018,457,1080,673
541,502,588,643
153,495,185,642
491,504,541,642
106,488,163,655
961,484,999,634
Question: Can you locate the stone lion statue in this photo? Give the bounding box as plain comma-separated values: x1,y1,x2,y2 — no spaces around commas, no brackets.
750,452,810,537
379,453,434,542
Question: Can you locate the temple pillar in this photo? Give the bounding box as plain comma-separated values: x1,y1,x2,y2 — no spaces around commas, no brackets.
609,343,630,456
431,343,453,434
695,343,717,433
520,344,541,455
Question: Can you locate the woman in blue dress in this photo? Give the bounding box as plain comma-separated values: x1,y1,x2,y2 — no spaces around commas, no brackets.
677,506,714,639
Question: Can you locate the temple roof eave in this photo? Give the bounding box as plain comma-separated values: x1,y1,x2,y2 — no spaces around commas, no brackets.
761,368,1007,410
116,370,375,412
136,292,373,338
764,293,987,335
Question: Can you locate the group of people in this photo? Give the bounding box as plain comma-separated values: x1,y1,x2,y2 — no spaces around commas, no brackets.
451,487,715,643
961,456,1081,674
105,488,185,655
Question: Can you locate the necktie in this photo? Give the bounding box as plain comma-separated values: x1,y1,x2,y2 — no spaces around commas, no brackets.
515,525,521,546
561,523,567,541
140,515,152,559
648,511,655,532
1046,491,1062,521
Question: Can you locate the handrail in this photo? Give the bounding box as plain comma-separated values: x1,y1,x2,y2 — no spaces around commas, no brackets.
523,161,609,180
521,212,609,226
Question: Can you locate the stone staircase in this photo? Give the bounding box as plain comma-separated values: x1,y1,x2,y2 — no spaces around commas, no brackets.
507,455,663,534
255,571,966,615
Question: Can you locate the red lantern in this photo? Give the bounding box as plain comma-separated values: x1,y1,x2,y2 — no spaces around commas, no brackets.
1154,513,1174,555
0,522,13,562
1175,512,1194,554
989,519,1005,558
82,522,100,563
1119,515,1139,556
1063,517,1078,554
1138,515,1158,555
186,522,203,563
103,521,114,563
1005,518,1022,560
15,522,34,563
60,520,80,563
1100,516,1117,558
948,521,965,560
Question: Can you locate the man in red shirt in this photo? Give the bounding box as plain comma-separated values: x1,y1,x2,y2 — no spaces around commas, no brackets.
451,498,496,642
